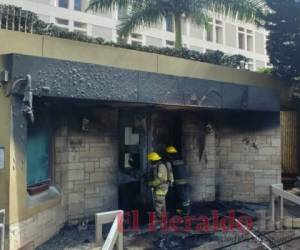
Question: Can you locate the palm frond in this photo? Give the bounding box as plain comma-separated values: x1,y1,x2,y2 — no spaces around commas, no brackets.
188,8,212,30
87,0,131,11
118,2,165,37
199,0,266,24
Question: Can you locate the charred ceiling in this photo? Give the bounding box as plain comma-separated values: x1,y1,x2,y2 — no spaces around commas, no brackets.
5,54,279,112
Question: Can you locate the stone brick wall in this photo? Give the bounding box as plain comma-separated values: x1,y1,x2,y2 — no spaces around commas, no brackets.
182,111,281,203
214,112,281,202
182,114,216,202
9,204,65,250
54,108,119,222
7,108,281,250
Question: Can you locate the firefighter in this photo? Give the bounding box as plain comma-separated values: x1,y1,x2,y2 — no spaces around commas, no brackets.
147,152,174,218
165,146,191,215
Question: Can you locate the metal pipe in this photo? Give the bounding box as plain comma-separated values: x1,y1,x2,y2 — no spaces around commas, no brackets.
5,78,26,97
234,218,273,250
5,74,34,123
214,231,276,250
22,75,34,123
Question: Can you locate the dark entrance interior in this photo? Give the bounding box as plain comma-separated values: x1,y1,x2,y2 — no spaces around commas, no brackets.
118,109,182,214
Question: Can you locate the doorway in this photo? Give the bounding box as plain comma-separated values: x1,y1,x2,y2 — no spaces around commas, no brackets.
118,110,182,213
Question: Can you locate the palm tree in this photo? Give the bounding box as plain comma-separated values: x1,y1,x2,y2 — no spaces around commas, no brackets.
88,0,265,49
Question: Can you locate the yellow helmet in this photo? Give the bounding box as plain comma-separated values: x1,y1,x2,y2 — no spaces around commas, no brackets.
147,152,162,162
166,146,178,154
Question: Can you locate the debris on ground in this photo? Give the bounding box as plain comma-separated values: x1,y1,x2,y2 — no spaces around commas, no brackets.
37,224,95,250
37,202,300,250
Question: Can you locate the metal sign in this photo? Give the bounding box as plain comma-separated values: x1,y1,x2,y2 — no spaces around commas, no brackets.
0,147,4,169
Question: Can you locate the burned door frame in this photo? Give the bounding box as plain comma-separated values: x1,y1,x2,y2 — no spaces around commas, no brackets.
118,108,182,211
118,109,148,211
148,112,182,157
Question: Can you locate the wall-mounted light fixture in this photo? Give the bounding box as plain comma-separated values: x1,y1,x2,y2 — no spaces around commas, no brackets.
0,71,9,88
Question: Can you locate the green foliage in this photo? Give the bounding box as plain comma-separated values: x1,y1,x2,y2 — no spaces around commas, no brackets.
0,5,39,32
0,4,248,69
265,0,300,82
256,67,272,75
88,0,266,48
101,44,249,68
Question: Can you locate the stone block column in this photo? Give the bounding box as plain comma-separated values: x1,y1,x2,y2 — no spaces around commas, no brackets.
54,108,119,223
182,114,216,202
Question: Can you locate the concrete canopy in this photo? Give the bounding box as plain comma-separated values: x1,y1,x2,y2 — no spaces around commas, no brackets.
6,54,279,112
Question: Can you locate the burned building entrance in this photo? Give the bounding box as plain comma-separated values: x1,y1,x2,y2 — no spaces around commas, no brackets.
118,110,182,212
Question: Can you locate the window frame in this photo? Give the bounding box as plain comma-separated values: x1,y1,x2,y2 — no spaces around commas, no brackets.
238,27,246,50
74,0,82,11
238,27,254,51
215,20,224,44
166,40,175,48
26,110,54,195
165,15,174,33
129,33,143,46
57,0,69,9
205,21,214,42
246,30,254,52
55,18,69,27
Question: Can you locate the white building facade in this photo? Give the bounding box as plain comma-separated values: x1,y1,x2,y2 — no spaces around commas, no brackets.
0,0,269,70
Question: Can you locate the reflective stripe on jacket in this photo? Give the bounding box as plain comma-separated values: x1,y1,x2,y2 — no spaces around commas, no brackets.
155,189,168,196
149,163,170,196
174,179,188,185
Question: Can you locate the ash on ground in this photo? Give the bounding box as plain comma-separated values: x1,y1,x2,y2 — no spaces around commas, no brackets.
37,224,96,250
37,202,300,250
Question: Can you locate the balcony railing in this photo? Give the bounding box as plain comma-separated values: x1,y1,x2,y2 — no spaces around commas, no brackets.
0,5,37,33
95,210,124,250
270,183,300,225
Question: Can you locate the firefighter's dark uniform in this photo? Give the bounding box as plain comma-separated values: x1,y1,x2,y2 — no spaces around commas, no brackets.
165,147,191,215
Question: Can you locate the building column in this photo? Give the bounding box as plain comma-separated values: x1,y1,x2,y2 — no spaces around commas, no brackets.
182,114,216,202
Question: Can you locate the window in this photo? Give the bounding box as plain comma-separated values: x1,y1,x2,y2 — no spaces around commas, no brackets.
166,40,175,47
74,0,82,11
215,20,223,44
238,27,245,49
131,41,142,46
166,15,174,32
130,33,143,46
238,27,254,51
131,33,142,40
247,59,254,71
55,18,69,26
74,21,87,29
125,127,139,146
206,22,213,42
58,0,68,8
246,30,254,51
181,17,187,36
120,115,141,172
27,118,51,188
